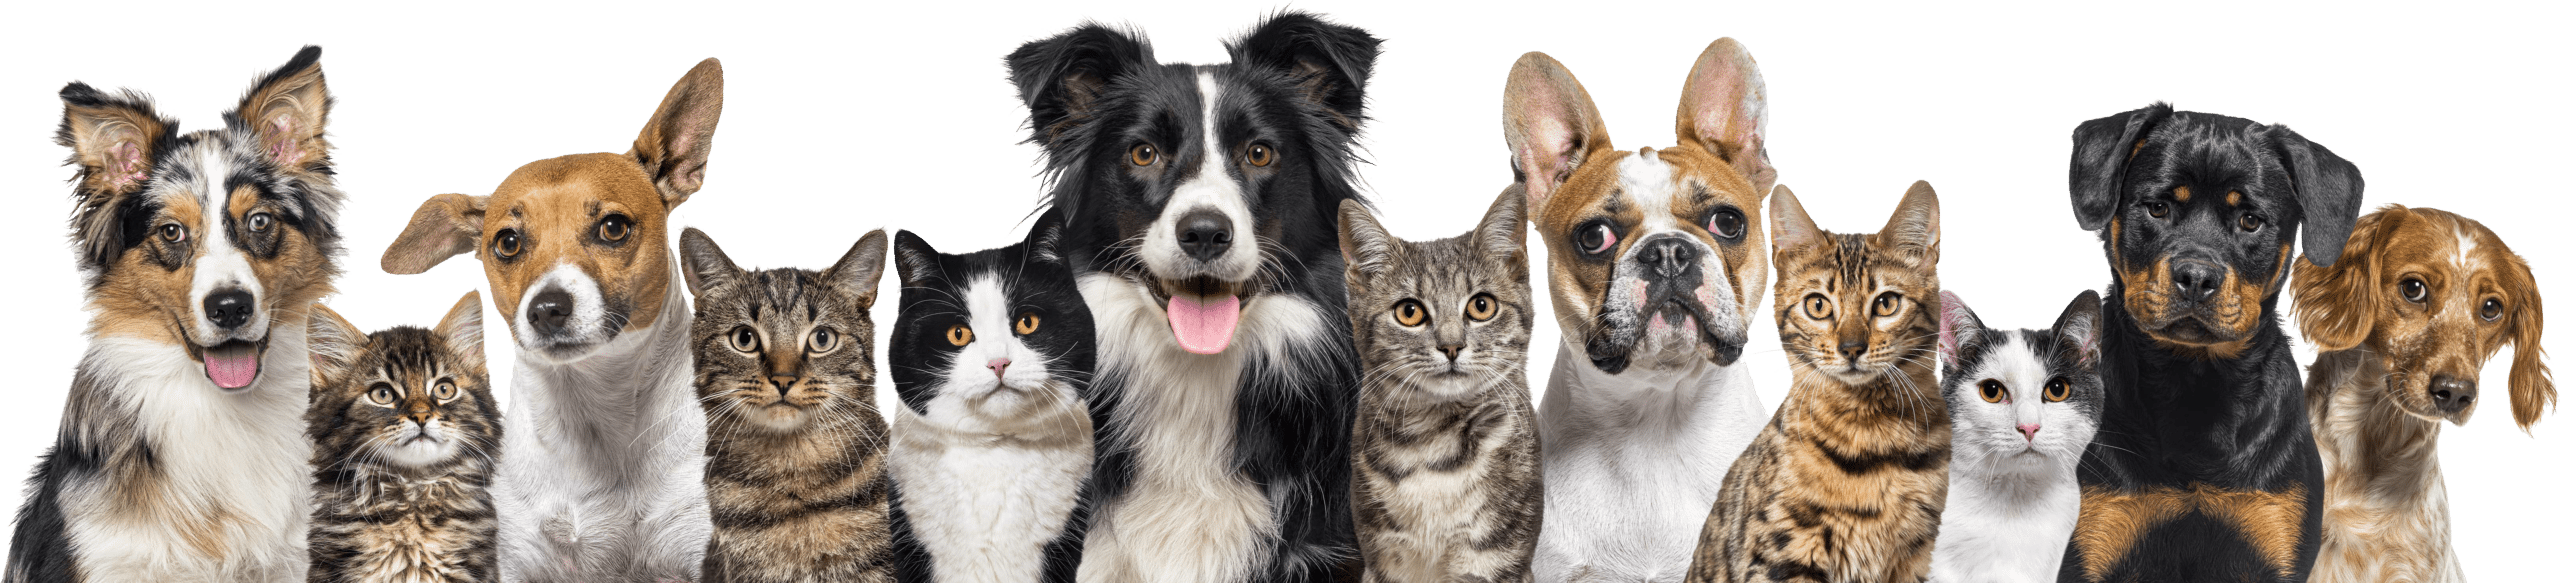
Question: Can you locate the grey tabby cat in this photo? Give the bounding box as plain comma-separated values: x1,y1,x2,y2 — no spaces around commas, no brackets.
305,293,501,583
1337,191,1542,583
680,227,896,583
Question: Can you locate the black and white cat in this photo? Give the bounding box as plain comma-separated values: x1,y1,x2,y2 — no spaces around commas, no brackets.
1931,290,2106,583
886,209,1097,583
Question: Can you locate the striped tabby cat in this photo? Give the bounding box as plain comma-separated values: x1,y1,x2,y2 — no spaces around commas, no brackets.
305,293,501,583
681,228,895,583
1337,192,1542,583
1685,182,1952,583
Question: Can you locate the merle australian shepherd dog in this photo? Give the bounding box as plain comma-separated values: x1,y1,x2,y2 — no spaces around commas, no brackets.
1003,12,1381,583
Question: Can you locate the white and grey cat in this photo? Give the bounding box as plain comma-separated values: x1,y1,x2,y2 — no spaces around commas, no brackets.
1931,289,2106,583
1337,191,1541,583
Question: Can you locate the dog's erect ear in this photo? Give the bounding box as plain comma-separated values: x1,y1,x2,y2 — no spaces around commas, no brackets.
307,303,363,386
1677,38,1776,198
1474,188,1531,280
1007,23,1154,147
57,83,175,268
1337,200,1395,285
1766,185,1822,254
382,193,489,275
631,58,724,211
2289,207,2397,351
1024,207,1072,266
824,230,892,311
2270,126,2365,267
1938,290,1986,373
1228,11,1382,134
1883,181,1941,263
234,46,331,176
1504,52,1611,216
2494,241,2552,430
2054,289,2105,368
679,227,742,298
435,291,487,372
2068,103,2170,232
892,230,944,290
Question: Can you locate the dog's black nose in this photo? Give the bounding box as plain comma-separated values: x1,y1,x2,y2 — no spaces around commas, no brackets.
2170,260,2223,300
203,289,255,330
1177,211,1234,262
2429,375,2478,416
526,289,575,337
1637,238,1698,279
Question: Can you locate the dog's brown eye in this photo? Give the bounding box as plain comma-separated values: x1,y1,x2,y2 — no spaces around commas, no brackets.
1707,208,1747,241
2482,298,2504,321
809,327,839,353
1393,300,1430,327
158,223,188,243
492,230,523,259
1465,294,1499,322
1978,379,2007,403
2044,378,2071,402
730,326,761,353
246,212,274,233
1805,295,1833,319
433,381,459,402
2237,213,2264,233
1130,144,1158,167
597,215,632,242
2144,200,2169,219
1245,144,1274,167
1015,313,1042,335
2400,278,2428,303
1576,223,1617,256
1873,293,1903,317
946,324,974,347
367,384,397,406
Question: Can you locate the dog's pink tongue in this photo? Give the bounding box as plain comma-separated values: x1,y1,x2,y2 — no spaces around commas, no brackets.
203,344,260,389
1167,294,1242,355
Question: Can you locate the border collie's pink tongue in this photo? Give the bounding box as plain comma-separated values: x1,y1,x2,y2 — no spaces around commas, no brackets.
204,343,260,389
1167,294,1241,355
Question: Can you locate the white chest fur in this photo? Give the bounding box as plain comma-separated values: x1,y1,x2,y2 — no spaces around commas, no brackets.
890,407,1092,583
1533,344,1766,583
1931,463,2081,583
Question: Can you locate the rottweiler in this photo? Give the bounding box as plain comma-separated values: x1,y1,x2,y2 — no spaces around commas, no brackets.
2057,103,2364,583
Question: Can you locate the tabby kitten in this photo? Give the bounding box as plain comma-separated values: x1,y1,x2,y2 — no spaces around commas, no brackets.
885,209,1098,583
1338,192,1542,583
1686,181,1952,583
1931,290,2106,583
681,227,895,583
305,293,501,583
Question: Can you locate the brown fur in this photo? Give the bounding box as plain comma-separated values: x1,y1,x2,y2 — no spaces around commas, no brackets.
2073,484,2308,580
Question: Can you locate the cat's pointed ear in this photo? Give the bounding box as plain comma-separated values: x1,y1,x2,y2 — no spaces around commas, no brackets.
1474,188,1530,273
1337,200,1395,284
307,303,363,385
435,291,486,372
1025,207,1072,266
826,230,892,310
892,230,943,289
679,227,742,297
2053,289,2105,368
1766,185,1822,254
1938,290,1985,373
1884,180,1941,262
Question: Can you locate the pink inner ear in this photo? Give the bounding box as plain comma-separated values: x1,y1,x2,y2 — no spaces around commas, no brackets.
108,141,148,187
267,119,302,166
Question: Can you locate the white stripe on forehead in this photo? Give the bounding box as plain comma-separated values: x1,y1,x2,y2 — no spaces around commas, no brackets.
184,139,265,336
1615,151,1684,233
1193,71,1235,189
964,273,1012,338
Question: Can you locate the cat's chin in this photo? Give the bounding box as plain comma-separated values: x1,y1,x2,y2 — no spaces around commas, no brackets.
377,437,461,470
740,404,822,432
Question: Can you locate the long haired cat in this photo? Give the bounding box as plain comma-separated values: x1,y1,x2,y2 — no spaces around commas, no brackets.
1337,192,1543,583
884,209,1098,583
305,293,501,583
1931,290,2106,583
680,228,895,583
1685,182,1951,583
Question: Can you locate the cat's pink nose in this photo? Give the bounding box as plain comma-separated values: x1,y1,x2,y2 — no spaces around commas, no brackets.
2018,423,2041,441
987,358,1011,380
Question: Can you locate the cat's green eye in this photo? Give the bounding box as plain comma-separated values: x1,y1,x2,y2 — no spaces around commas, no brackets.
432,381,459,403
1872,292,1902,317
2043,378,2071,402
729,326,761,353
1393,300,1429,327
367,384,398,406
1977,379,2007,404
809,327,839,354
947,324,974,347
1465,294,1498,322
1804,295,1832,320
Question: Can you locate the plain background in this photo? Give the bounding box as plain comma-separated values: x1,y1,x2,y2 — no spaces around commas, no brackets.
2,0,2551,573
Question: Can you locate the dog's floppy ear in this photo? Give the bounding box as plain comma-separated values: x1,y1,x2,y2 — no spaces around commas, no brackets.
825,230,892,311
679,227,742,298
1766,185,1822,254
1228,11,1382,134
1676,38,1776,198
2270,125,2365,267
1337,199,1396,286
1504,52,1612,216
307,303,363,386
1938,290,1986,373
2493,239,2552,430
631,58,724,211
2054,289,2105,368
1007,23,1154,147
435,291,486,372
1882,181,1941,264
1474,188,1531,281
234,46,331,177
58,82,175,269
892,230,944,290
2289,206,2398,351
2068,103,2170,232
382,193,489,275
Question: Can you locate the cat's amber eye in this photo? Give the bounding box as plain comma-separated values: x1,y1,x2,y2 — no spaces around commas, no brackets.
367,384,398,406
1130,144,1158,167
1872,292,1902,317
1977,379,2007,403
1804,295,1833,320
2043,378,2071,402
946,324,975,347
729,326,761,353
1245,144,1275,167
1465,294,1499,322
1015,313,1042,335
808,327,839,354
432,381,459,403
1393,300,1430,327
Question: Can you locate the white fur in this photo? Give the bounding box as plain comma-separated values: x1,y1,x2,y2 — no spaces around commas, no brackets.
168,143,272,346
1931,335,2093,583
491,268,709,582
1075,272,1336,583
1532,343,1765,583
1136,73,1262,284
514,263,617,355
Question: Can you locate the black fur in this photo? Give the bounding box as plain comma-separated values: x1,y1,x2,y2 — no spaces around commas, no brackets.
2059,103,2364,583
1005,12,1380,582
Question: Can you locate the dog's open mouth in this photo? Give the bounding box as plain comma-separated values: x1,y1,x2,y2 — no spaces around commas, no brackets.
187,339,267,390
1151,276,1254,355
